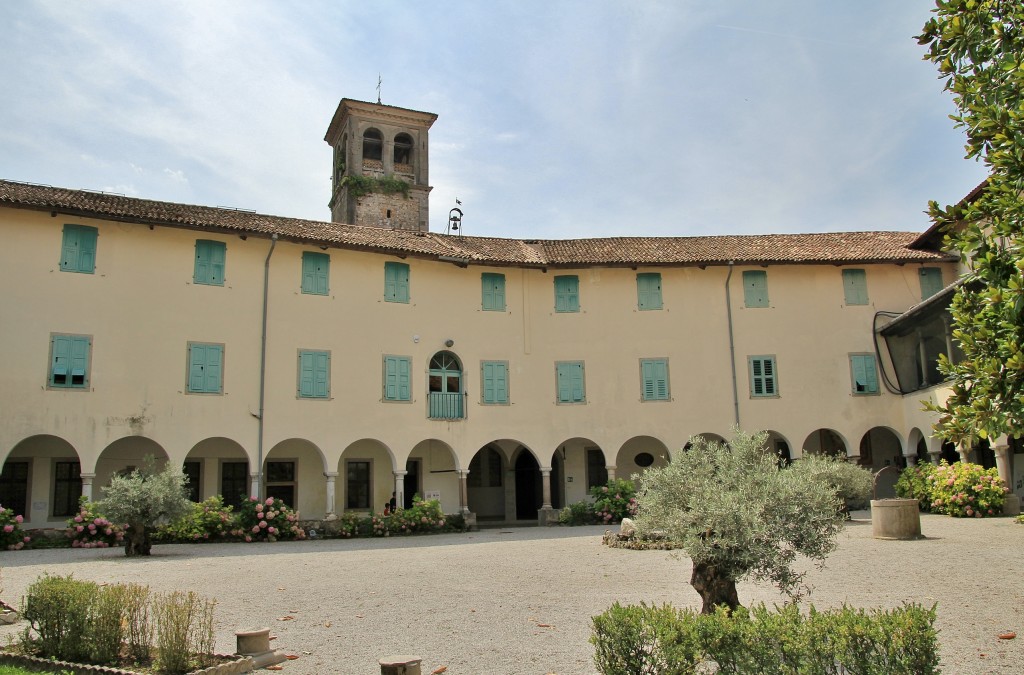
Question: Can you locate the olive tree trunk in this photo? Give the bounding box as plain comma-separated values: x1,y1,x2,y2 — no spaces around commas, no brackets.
124,524,152,556
691,562,739,614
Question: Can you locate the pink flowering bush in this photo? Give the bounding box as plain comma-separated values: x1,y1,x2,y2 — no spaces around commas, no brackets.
236,496,306,542
65,498,122,548
0,503,30,550
928,461,1008,518
370,496,454,537
153,495,243,543
591,479,639,524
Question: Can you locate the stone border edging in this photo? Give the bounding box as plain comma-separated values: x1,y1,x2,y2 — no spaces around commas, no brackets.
0,650,255,674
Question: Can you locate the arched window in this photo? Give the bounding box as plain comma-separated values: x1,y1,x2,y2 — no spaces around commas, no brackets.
428,351,463,419
334,136,347,185
393,132,413,167
362,128,383,162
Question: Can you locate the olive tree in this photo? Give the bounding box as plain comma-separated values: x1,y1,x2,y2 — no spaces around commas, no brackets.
633,430,847,613
100,458,192,556
918,1,1024,444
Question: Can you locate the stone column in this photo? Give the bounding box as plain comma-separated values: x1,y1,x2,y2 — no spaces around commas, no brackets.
605,465,616,481
457,470,470,515
393,470,408,509
540,468,552,509
250,472,260,500
80,473,95,501
323,471,338,517
992,437,1020,515
942,316,955,364
902,453,918,467
957,442,972,464
929,451,942,466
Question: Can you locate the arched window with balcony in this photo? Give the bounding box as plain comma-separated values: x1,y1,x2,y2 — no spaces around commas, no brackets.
428,351,463,419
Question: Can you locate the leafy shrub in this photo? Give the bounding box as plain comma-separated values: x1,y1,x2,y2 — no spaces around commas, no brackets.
122,583,152,662
591,601,939,675
558,500,596,526
236,496,306,542
153,496,241,543
788,453,873,505
21,574,97,663
152,590,216,673
90,584,129,664
0,504,30,550
65,498,122,548
371,497,454,536
896,462,938,511
590,479,638,524
928,460,1007,517
99,458,193,556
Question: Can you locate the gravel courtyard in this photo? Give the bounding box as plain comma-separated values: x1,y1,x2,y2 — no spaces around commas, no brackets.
1,511,1021,674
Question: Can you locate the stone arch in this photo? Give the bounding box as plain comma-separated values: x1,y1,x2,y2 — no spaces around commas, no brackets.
393,132,414,167
858,427,905,471
615,436,671,484
406,439,459,513
2,434,81,525
265,438,328,517
763,430,793,465
362,127,383,162
184,437,249,508
338,438,395,516
467,442,510,522
802,428,850,459
907,427,932,464
686,432,728,451
554,437,607,506
95,436,169,496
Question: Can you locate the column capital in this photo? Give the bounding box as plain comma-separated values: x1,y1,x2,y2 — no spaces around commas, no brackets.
540,467,552,474
393,470,409,478
457,469,470,478
79,472,96,481
323,471,339,479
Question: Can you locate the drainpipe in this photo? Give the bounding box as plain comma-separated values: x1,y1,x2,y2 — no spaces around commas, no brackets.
725,262,740,428
257,234,279,500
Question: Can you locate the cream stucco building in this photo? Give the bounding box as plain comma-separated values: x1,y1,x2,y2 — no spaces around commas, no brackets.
1,99,1018,530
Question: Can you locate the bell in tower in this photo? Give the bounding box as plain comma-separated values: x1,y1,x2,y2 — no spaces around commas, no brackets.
324,98,438,232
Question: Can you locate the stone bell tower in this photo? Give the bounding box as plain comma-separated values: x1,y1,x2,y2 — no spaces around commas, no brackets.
324,98,437,231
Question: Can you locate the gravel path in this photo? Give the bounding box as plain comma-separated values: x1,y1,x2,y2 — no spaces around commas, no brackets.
1,512,1022,674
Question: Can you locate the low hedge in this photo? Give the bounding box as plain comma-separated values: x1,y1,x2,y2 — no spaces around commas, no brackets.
591,601,939,674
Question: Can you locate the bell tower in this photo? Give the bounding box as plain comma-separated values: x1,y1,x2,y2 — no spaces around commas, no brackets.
324,98,438,231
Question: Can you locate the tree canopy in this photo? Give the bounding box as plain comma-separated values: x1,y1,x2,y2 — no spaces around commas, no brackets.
919,1,1024,444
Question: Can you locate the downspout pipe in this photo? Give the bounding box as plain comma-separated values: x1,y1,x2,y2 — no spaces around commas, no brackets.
257,233,279,500
725,262,740,428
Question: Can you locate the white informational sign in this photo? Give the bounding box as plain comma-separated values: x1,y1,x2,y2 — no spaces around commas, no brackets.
424,490,441,501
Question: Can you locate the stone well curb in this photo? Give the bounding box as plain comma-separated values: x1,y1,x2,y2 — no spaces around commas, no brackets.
0,651,255,674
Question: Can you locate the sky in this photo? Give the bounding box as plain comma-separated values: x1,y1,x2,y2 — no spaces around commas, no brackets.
0,1,989,240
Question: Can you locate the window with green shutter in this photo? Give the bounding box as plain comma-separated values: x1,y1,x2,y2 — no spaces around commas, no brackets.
749,355,778,397
301,252,330,295
384,262,410,303
383,355,412,401
637,273,663,310
187,342,224,394
554,275,580,312
481,361,509,404
919,267,944,300
849,354,879,395
481,273,506,311
298,350,330,398
60,224,98,274
556,361,585,403
842,269,868,305
742,270,769,308
49,334,91,389
193,240,226,286
640,358,670,401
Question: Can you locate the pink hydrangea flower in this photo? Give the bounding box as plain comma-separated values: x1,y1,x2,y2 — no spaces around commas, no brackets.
23,536,31,543
3,525,13,533
74,515,83,523
266,497,275,506
259,520,268,528
267,526,276,534
76,525,84,533
14,515,23,523
251,525,260,534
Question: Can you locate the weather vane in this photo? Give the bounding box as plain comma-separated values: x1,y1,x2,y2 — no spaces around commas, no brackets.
376,74,382,105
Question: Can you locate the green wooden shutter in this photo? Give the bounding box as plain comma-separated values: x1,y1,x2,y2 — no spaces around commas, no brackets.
482,361,508,403
69,336,89,387
641,359,669,400
384,356,411,400
385,262,410,303
204,345,223,392
189,344,223,393
299,351,315,397
194,240,226,286
919,268,944,300
750,356,777,396
842,269,868,305
302,252,329,295
51,335,71,386
482,273,506,311
637,273,663,310
743,271,768,307
557,362,584,402
554,275,579,312
850,354,878,394
189,344,208,392
60,225,97,273
299,350,330,397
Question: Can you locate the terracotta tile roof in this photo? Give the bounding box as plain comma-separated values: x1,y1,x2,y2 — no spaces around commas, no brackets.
0,179,954,267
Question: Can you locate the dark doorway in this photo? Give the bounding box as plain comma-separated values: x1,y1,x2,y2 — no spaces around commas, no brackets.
515,451,541,520
404,458,421,509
